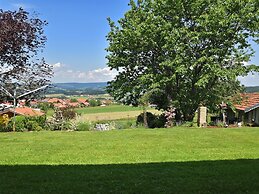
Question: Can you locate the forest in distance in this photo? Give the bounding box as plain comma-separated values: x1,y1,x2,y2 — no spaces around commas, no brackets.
46,82,259,95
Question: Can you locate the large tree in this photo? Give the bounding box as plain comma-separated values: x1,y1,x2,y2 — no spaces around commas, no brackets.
0,8,52,101
106,0,259,121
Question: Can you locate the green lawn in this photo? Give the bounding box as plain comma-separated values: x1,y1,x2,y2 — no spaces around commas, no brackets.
75,104,151,114
0,127,259,193
47,105,159,119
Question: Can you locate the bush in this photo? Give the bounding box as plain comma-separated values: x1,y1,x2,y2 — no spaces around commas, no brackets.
37,102,53,112
180,121,194,127
5,116,47,132
61,108,77,120
0,125,9,132
137,112,166,128
6,116,26,132
89,99,101,107
111,120,135,130
76,122,92,131
26,120,44,131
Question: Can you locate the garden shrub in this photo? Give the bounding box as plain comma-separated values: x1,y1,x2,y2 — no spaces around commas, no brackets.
76,122,92,131
5,116,47,132
180,121,194,127
0,114,10,127
137,112,166,128
61,108,77,120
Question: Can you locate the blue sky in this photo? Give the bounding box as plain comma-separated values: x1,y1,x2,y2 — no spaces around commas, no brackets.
0,0,259,85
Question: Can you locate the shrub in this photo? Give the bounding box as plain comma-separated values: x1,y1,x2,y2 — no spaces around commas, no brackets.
216,121,225,128
26,120,44,131
76,122,92,131
61,108,77,120
89,99,101,107
6,116,26,132
5,116,47,132
70,98,78,103
181,121,194,127
0,125,9,132
112,120,135,130
137,112,166,128
37,102,53,112
0,114,10,127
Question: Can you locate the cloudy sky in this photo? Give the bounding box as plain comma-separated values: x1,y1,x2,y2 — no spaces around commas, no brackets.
1,0,259,85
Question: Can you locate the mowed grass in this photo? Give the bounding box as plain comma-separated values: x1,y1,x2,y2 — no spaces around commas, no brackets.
75,104,154,114
47,105,160,121
0,127,259,193
76,104,160,121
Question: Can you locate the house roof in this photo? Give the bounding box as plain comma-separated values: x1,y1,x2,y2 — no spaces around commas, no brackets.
77,98,88,103
0,107,44,116
48,98,65,104
234,93,259,113
68,102,79,107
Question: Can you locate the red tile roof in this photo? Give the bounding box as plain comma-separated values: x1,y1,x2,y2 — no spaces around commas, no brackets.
77,98,89,106
68,102,79,107
234,93,259,112
0,107,45,116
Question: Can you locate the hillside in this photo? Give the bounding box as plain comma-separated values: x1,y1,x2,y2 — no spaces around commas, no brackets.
46,83,259,95
245,86,259,93
47,82,107,95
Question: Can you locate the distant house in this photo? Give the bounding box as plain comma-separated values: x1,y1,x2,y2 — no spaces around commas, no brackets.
48,98,66,104
68,102,80,108
77,98,90,107
226,93,259,125
0,107,44,117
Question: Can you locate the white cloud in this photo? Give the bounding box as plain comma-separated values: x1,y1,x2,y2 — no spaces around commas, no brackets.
52,62,259,85
52,62,63,69
239,73,259,86
238,62,259,86
52,62,118,83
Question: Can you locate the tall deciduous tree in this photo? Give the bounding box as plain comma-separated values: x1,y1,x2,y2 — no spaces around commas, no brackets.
0,8,52,100
106,0,259,121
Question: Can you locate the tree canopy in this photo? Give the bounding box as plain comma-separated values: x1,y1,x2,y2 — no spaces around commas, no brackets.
0,8,52,101
106,0,259,121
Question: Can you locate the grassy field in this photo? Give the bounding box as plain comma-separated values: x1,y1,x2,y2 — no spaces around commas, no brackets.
75,104,154,114
76,105,160,121
48,105,160,121
0,127,259,193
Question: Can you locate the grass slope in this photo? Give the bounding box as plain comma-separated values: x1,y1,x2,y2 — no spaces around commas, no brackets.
0,127,259,193
75,104,152,114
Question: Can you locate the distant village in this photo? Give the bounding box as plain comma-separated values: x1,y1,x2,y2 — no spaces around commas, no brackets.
0,97,113,118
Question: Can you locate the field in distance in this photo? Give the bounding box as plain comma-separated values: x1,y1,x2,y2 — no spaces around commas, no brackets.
47,104,160,121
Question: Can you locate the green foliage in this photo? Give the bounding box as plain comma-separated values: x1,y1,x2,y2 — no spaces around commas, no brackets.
216,121,225,128
47,108,77,131
110,119,136,130
137,112,166,128
4,116,47,132
76,122,92,131
37,102,54,112
89,99,101,107
180,121,195,127
107,0,259,121
62,108,77,120
70,98,78,103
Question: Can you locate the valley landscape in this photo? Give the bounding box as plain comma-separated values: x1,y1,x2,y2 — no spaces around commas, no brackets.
1,0,259,193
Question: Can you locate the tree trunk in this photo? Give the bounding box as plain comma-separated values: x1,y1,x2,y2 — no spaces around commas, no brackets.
143,106,148,128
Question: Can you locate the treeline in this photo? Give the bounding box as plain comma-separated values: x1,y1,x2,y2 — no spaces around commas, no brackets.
46,88,106,95
245,86,259,93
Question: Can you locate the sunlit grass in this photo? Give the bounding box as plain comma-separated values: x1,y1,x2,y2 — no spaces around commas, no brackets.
0,127,259,193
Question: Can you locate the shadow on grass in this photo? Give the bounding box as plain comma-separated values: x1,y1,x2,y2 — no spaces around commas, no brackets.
0,159,259,194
